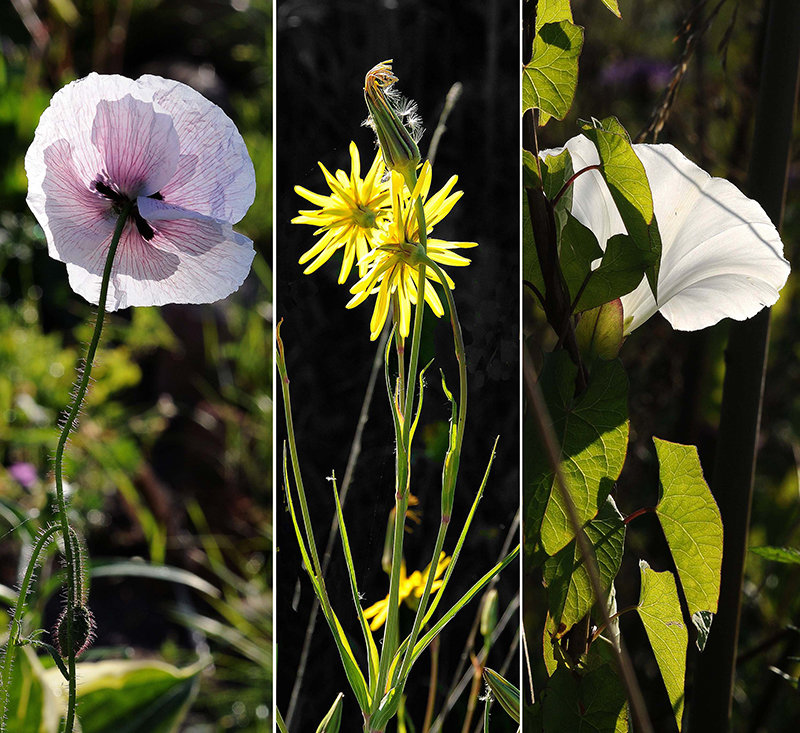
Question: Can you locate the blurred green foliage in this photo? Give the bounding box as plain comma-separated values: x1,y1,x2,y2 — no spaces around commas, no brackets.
0,1,271,730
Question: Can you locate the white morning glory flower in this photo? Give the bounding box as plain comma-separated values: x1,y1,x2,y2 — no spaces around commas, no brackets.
25,73,256,310
545,134,790,333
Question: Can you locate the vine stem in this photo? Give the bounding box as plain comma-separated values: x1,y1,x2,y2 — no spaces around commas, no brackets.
54,203,130,733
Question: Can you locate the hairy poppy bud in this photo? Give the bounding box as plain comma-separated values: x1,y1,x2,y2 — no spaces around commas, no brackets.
55,603,96,658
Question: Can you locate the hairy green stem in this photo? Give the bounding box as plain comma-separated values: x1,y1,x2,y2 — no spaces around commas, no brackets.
0,524,62,723
54,204,130,733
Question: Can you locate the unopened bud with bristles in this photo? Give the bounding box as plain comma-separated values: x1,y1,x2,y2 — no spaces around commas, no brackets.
364,60,422,190
54,602,96,658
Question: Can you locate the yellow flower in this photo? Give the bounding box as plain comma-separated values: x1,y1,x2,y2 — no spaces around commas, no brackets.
363,552,452,631
292,142,390,283
346,161,477,340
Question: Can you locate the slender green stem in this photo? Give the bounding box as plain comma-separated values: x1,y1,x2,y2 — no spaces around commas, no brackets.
377,168,429,700
0,524,62,724
54,204,130,733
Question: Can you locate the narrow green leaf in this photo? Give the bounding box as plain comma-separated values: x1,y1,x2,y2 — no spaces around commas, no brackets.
581,116,662,296
543,497,625,632
484,668,521,723
316,693,344,733
750,546,800,565
535,352,629,555
541,147,575,233
370,686,402,731
90,560,221,598
575,234,648,311
331,474,380,693
599,0,622,18
409,546,520,667
637,561,687,729
654,438,723,622
523,21,584,121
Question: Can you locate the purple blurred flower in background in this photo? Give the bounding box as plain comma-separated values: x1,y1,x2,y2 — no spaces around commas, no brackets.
25,73,256,310
599,57,673,93
8,462,38,488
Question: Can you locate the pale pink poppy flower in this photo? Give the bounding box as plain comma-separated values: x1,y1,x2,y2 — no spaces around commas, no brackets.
543,135,790,333
25,73,256,310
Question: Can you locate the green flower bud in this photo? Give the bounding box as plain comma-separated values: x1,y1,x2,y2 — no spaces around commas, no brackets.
480,588,499,640
54,602,96,658
364,60,422,189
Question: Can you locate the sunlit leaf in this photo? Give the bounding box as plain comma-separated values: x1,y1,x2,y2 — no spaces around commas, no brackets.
654,438,723,624
534,351,629,555
535,0,573,32
523,21,584,122
316,693,344,732
543,497,625,631
581,117,661,297
637,561,687,729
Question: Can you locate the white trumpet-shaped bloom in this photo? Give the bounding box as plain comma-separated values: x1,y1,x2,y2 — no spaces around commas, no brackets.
545,135,790,333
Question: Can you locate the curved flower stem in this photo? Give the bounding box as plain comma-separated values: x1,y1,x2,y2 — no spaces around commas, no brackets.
55,204,130,733
0,524,62,725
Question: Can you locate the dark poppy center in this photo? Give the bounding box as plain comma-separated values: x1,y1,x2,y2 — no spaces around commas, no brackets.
93,181,163,242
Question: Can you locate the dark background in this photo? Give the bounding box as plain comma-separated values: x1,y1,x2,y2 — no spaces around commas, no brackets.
276,0,520,729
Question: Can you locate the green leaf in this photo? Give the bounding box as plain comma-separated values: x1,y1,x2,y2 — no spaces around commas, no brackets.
90,560,221,598
316,693,344,732
637,561,687,729
599,0,622,18
750,546,800,565
581,117,662,297
523,193,545,295
692,610,714,652
654,438,723,624
543,497,625,632
559,213,603,303
44,658,206,733
534,352,629,555
484,668,521,723
523,149,541,189
542,661,627,732
3,645,62,732
523,21,584,121
576,300,624,361
575,234,648,311
535,0,573,32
